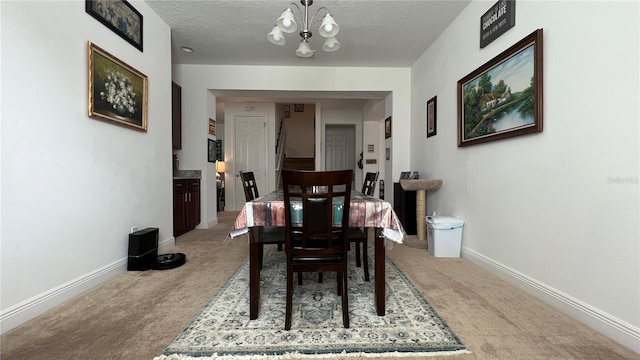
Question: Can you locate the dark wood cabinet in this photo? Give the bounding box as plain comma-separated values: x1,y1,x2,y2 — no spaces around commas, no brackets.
393,182,417,235
173,179,200,236
172,82,182,149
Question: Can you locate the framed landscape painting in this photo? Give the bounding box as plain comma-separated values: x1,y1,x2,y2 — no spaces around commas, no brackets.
458,29,543,147
88,42,148,131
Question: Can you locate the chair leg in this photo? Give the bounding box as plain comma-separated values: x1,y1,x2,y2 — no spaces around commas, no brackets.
355,241,362,267
259,243,264,270
298,272,303,285
318,272,323,283
336,271,342,296
277,243,283,251
362,237,370,282
285,268,293,330
341,268,349,328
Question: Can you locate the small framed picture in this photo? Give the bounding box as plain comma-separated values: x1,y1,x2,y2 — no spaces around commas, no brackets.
386,147,390,160
209,118,216,135
427,96,437,138
208,139,216,163
294,104,304,112
385,116,392,139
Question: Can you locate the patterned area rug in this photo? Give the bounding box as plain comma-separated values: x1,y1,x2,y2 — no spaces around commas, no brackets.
155,246,467,359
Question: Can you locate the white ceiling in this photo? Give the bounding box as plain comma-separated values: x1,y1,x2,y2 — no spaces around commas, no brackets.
145,0,471,120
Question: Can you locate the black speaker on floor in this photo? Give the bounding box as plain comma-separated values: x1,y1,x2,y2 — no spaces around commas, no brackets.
128,227,159,271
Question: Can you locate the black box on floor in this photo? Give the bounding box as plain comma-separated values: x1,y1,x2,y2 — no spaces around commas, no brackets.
128,227,159,271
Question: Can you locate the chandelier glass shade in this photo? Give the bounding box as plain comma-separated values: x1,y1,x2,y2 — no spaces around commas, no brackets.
267,0,340,58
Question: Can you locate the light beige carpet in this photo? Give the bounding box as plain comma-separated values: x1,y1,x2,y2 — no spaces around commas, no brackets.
1,211,638,360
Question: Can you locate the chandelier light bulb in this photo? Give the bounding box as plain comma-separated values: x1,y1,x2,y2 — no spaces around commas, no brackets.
276,8,297,33
296,40,314,58
268,26,286,45
318,13,339,38
322,36,340,52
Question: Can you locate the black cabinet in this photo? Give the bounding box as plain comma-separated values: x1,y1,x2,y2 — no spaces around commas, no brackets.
172,82,182,149
173,179,200,236
393,182,416,235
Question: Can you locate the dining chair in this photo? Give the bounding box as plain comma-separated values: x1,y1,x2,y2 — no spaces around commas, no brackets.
348,171,379,282
239,171,284,268
281,169,353,330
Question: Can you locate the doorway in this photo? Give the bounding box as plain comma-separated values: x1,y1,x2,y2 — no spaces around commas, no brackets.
234,115,268,209
325,124,356,187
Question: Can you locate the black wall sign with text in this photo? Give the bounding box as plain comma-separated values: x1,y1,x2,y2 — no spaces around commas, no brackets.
480,0,516,48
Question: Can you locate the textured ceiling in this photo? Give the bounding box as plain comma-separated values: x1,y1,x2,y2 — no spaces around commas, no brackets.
145,0,471,67
145,0,471,119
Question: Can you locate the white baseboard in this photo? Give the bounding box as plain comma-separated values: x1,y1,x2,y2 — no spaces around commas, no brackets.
201,217,219,229
1,236,177,334
159,236,176,253
0,258,126,334
462,247,640,354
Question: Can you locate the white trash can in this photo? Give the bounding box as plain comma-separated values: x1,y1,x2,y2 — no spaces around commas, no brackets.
426,216,464,257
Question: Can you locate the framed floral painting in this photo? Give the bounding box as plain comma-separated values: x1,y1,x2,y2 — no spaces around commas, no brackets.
88,42,148,131
86,0,143,51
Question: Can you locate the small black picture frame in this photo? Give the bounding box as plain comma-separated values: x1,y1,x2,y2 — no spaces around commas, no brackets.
427,96,437,138
208,139,216,163
385,116,392,139
86,0,143,52
294,104,304,112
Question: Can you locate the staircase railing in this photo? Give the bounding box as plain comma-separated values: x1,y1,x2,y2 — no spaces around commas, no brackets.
275,128,286,189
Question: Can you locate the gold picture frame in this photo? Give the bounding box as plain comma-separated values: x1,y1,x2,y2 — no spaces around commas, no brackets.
88,41,148,131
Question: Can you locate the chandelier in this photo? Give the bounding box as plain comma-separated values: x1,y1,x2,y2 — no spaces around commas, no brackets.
267,0,340,58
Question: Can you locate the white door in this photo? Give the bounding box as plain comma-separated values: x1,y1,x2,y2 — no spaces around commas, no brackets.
235,116,268,210
325,125,355,187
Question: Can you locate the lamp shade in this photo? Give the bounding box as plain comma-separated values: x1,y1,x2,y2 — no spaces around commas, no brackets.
216,161,226,173
276,8,297,33
322,37,340,52
318,13,339,38
295,40,314,57
267,26,286,45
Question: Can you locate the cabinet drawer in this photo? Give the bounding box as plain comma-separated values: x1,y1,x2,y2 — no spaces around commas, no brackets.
174,180,187,193
187,180,200,191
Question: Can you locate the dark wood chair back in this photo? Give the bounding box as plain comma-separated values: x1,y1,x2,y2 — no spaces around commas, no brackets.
281,169,353,329
239,171,260,201
361,171,379,196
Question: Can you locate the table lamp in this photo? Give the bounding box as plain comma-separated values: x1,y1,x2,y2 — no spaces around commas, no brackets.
216,161,226,186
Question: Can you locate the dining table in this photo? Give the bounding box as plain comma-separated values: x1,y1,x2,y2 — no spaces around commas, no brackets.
229,189,406,319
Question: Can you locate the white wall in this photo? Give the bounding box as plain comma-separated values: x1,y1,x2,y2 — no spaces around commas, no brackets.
172,65,411,214
284,104,315,158
411,0,639,351
362,99,386,198
1,0,173,332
